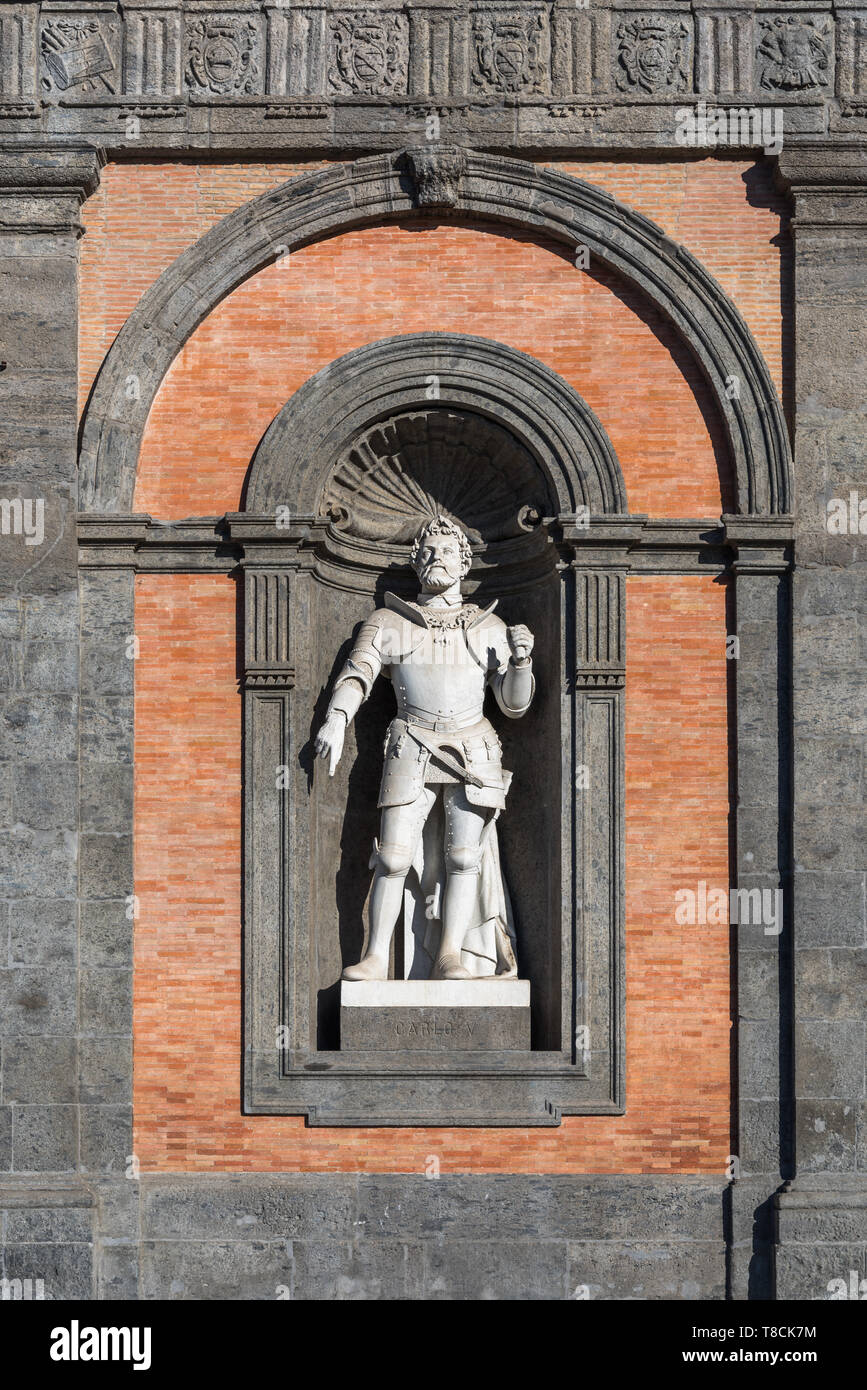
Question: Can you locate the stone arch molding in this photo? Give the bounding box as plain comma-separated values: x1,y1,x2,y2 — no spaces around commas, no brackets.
240,332,631,1123
245,332,626,522
78,146,792,517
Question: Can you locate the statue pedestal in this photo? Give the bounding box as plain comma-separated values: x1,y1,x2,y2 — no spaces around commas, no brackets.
340,979,531,1051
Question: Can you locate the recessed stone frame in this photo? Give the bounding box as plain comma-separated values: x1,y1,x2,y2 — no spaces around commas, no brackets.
75,149,795,1128
234,333,627,1125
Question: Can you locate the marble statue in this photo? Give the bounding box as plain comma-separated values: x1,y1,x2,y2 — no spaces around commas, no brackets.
314,515,535,981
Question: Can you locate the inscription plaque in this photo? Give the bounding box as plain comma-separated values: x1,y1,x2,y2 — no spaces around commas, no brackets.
340,979,531,1050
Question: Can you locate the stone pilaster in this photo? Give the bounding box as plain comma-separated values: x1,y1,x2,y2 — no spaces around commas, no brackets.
773,142,867,1299
723,519,793,1300
0,145,104,1298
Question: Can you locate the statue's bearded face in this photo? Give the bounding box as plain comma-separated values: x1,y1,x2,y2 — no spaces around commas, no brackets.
414,531,467,591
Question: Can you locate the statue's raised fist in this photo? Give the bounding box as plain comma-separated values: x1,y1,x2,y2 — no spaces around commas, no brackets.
507,623,534,665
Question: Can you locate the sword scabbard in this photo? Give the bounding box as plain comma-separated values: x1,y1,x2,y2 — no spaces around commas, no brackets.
405,725,485,788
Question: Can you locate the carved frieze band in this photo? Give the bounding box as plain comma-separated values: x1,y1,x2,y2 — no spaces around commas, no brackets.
0,4,863,126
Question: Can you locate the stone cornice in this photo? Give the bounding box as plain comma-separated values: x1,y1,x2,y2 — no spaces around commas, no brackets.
76,511,793,574
777,140,867,187
723,513,794,572
0,145,104,231
775,139,867,224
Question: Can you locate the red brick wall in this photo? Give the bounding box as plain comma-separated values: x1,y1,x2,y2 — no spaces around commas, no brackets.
75,157,785,1173
78,161,326,416
80,158,786,424
550,159,786,404
130,216,734,519
133,573,730,1172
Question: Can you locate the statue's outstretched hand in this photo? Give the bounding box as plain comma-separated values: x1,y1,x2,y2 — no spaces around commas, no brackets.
507,623,534,665
314,712,346,777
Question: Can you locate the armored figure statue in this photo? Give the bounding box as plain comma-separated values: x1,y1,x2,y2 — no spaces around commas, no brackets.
314,516,535,982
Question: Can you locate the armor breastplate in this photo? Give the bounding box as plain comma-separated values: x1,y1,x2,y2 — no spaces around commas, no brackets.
389,628,488,732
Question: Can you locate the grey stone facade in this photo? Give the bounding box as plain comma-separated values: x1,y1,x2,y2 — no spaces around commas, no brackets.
0,2,864,1300
0,1,863,154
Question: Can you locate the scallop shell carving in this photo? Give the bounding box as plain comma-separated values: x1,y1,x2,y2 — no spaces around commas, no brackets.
321,409,550,543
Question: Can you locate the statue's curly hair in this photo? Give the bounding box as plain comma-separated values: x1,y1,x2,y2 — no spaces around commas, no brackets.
410,515,473,575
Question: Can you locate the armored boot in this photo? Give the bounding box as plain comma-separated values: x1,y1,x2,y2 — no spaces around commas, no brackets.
342,857,404,981
432,952,472,981
434,867,478,980
342,953,388,982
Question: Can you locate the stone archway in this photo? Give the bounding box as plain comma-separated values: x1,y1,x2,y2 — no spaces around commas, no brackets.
245,332,627,521
71,148,794,1142
78,147,791,518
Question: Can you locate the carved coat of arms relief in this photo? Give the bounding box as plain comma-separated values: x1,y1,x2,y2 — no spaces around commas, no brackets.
472,9,551,97
185,16,262,97
616,16,691,96
328,12,410,96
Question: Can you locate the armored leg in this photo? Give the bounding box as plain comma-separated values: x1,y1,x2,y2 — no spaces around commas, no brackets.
342,788,436,981
433,786,489,981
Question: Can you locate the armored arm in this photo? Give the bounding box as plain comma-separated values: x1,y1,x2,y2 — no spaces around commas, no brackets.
324,617,386,727
314,615,387,776
490,621,535,719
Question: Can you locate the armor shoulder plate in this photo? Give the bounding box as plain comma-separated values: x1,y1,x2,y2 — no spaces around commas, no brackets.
366,605,423,663
465,611,511,672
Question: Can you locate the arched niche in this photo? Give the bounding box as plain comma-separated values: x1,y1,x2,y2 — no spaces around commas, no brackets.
238,335,629,1126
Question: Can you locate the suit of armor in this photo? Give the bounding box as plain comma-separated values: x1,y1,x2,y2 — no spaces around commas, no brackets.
316,516,535,982
327,592,534,811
